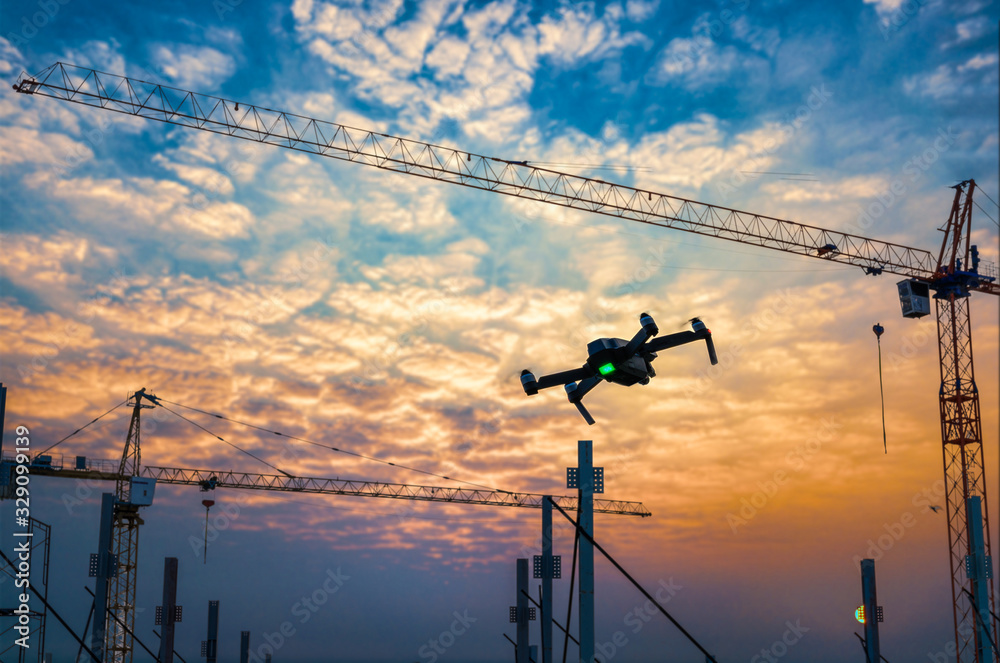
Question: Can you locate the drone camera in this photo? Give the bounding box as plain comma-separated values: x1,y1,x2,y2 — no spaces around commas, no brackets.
520,369,539,395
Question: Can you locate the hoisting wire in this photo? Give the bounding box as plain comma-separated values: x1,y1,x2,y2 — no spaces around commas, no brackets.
548,497,720,663
873,324,887,454
156,402,294,478
37,400,128,457
156,397,508,493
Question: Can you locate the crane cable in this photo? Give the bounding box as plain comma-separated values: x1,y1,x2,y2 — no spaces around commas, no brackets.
873,324,887,454
156,397,509,493
548,497,719,663
156,402,294,478
37,400,128,457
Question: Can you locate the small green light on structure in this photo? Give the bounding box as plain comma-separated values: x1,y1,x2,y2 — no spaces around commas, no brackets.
855,606,865,624
599,363,616,375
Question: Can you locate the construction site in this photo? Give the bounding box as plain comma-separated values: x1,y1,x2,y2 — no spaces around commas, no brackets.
0,2,998,662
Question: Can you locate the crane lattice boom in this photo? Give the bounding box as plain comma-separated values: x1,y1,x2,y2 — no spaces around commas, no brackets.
5,455,651,517
18,62,998,288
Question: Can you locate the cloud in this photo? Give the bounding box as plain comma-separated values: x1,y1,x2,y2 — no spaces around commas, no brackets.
150,44,236,90
294,0,649,143
904,52,1000,99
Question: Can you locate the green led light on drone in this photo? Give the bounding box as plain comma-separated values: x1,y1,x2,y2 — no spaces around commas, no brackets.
599,363,616,375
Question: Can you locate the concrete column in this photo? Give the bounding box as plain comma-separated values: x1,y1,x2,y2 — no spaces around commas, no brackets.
157,557,179,663
516,559,529,663
90,493,116,662
578,440,594,663
860,559,879,663
541,497,553,663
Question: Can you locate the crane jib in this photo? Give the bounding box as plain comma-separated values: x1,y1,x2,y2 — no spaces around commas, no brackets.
18,61,995,286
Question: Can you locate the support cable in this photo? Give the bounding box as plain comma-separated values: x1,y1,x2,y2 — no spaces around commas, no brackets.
977,188,1000,210
522,589,580,646
854,632,891,663
156,397,507,492
972,200,999,229
85,586,164,663
76,600,95,663
0,549,101,663
960,587,1000,657
157,403,293,478
36,400,127,457
548,497,719,663
153,630,188,663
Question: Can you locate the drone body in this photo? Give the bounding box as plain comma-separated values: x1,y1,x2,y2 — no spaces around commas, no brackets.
520,312,718,424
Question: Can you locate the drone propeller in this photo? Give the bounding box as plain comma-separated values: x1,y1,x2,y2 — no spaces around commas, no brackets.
680,316,704,329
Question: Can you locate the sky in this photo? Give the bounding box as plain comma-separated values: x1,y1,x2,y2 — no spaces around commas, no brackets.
0,0,998,662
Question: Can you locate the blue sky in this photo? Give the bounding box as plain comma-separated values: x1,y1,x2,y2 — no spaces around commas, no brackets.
1,0,998,662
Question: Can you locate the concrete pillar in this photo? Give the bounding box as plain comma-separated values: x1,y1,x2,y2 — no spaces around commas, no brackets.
860,559,879,663
157,557,179,663
516,559,529,663
967,496,995,662
541,497,554,663
90,493,116,662
578,440,595,663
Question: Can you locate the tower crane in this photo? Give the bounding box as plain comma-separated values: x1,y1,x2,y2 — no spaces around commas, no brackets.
11,62,999,661
0,388,649,663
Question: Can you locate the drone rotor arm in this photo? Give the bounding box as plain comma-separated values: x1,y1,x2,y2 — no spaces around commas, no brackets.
536,366,593,391
645,330,699,353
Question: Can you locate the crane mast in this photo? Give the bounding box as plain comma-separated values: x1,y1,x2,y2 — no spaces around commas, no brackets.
12,62,1000,659
934,182,995,661
104,389,154,663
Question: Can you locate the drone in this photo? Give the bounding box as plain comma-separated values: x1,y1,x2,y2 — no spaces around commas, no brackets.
520,312,719,425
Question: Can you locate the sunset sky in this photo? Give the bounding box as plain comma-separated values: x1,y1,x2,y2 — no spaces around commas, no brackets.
1,0,998,662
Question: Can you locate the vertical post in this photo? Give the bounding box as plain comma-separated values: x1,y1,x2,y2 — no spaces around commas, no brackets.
966,496,995,662
578,440,595,663
861,559,880,663
90,493,116,662
239,631,250,663
530,645,538,662
157,558,179,663
206,601,219,663
541,498,553,663
516,559,529,663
